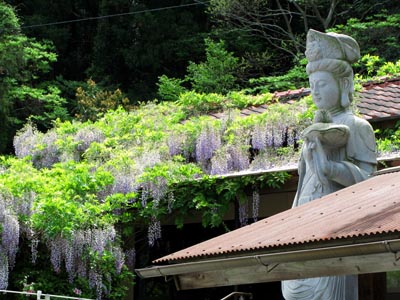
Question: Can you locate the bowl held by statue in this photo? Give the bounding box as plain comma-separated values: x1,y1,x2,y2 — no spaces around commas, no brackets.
302,123,350,148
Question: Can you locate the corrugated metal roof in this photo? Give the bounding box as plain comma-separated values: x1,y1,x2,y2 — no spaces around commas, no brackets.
155,169,400,264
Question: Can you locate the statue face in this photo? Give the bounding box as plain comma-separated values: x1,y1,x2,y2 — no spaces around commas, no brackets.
309,71,340,111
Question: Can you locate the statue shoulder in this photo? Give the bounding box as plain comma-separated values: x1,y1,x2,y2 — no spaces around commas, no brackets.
353,115,376,151
353,114,373,129
347,115,376,162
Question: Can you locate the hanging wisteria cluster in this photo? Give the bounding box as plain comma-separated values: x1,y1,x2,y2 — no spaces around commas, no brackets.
251,116,300,151
0,192,28,289
168,132,185,157
140,176,168,246
0,205,127,299
75,126,106,154
14,123,60,168
13,122,40,159
238,199,249,227
195,123,222,171
252,189,260,222
47,226,123,299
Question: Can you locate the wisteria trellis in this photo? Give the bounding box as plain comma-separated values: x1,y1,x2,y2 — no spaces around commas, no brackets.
6,94,314,298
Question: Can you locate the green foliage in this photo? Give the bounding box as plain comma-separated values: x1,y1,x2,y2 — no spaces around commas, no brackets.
246,57,309,94
356,54,383,77
157,75,188,101
332,13,400,63
185,38,240,94
75,79,132,122
158,39,243,101
169,172,292,229
377,60,400,77
88,0,209,102
0,2,69,152
0,156,42,199
352,55,400,81
375,121,400,154
0,156,134,298
176,90,273,117
0,2,20,35
14,268,95,299
176,91,226,116
8,84,69,127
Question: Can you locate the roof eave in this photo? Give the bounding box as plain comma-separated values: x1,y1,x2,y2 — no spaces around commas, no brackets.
136,238,400,290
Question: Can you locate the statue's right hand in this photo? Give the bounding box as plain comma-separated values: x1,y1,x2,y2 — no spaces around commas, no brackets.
303,139,315,170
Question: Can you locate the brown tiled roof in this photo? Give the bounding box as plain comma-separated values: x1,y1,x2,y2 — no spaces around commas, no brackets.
230,78,400,121
155,169,400,264
357,78,400,121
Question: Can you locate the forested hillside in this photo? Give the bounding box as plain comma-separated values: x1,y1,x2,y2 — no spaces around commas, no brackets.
1,0,399,153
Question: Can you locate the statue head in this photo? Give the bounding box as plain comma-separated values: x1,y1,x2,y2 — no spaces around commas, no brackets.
305,29,360,110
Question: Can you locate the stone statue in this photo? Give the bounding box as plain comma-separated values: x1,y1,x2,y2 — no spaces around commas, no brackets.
281,29,377,300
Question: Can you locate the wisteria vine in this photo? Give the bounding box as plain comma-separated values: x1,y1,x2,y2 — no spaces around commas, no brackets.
5,94,314,298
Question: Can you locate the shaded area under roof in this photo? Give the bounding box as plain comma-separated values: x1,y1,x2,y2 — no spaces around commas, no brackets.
136,169,400,290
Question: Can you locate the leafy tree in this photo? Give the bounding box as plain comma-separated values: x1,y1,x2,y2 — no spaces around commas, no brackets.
0,2,69,153
157,38,240,98
207,0,400,79
185,38,240,94
7,0,210,103
8,0,99,80
157,75,187,101
75,79,132,122
88,0,209,102
246,57,309,94
332,13,400,63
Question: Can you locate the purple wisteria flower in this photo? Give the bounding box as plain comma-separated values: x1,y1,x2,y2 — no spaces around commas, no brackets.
0,254,9,289
252,190,260,222
74,126,105,153
227,144,249,172
50,237,67,273
33,130,61,168
148,217,161,246
2,214,19,269
111,169,136,195
168,133,184,156
195,125,221,162
238,200,248,227
252,123,267,150
112,247,125,275
125,248,136,270
13,123,40,158
210,151,230,175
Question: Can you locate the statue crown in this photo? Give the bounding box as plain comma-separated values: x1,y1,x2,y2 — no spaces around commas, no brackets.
305,29,360,64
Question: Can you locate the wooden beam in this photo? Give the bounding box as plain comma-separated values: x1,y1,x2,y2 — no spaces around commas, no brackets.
176,252,400,290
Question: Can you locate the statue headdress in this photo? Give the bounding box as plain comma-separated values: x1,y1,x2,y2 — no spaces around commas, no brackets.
305,29,360,64
305,29,360,108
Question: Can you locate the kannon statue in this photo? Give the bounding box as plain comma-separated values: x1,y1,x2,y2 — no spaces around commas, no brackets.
281,29,377,300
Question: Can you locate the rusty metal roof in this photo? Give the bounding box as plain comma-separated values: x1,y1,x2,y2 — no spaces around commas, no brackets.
155,169,400,264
